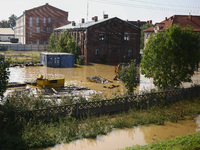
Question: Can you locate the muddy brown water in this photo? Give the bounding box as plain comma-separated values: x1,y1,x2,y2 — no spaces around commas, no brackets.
8,64,200,150
8,64,200,97
42,115,200,150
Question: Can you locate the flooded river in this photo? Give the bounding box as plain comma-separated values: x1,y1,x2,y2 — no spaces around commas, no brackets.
8,64,200,97
43,115,200,150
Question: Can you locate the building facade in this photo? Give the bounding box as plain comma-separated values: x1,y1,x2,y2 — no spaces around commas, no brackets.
0,28,14,42
14,3,70,44
54,16,141,63
143,15,200,48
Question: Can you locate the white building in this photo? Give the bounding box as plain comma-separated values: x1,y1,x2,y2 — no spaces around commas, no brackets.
0,28,14,42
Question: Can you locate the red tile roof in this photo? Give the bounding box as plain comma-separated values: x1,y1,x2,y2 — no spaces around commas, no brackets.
144,15,200,32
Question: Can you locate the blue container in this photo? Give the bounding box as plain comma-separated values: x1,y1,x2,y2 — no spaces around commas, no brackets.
40,52,74,68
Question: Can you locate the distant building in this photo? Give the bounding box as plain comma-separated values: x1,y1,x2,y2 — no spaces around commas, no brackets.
128,20,149,28
54,15,141,63
14,3,70,44
143,15,200,47
0,28,14,42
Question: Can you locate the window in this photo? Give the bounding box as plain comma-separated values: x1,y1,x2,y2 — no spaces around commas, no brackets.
99,33,104,40
36,17,39,24
95,49,100,56
36,27,40,33
44,40,46,45
47,27,51,33
48,17,51,23
43,17,46,24
36,39,39,45
30,41,32,45
124,32,130,41
30,32,32,38
29,17,33,27
128,49,132,57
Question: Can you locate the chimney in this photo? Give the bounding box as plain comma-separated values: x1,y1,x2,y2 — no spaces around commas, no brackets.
72,21,76,26
165,17,167,21
188,15,192,21
94,16,98,22
150,20,152,24
137,20,140,24
81,18,85,23
104,14,108,19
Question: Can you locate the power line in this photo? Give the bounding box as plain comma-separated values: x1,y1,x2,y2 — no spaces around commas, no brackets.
88,0,200,14
127,0,200,9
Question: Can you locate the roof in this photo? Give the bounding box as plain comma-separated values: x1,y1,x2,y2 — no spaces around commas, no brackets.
41,52,73,55
144,15,200,32
128,21,147,28
55,17,140,31
0,28,14,35
25,3,68,15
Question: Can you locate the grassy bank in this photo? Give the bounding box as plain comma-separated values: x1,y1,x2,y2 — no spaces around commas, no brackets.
1,50,41,64
1,90,200,149
123,132,200,150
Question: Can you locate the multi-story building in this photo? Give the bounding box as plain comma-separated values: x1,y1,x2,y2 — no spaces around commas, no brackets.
143,15,200,48
54,15,141,63
14,3,70,44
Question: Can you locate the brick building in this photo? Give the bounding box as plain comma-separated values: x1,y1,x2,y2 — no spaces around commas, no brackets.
54,15,141,63
143,15,200,48
14,3,70,44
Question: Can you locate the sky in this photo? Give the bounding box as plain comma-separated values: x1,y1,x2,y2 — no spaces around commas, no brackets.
1,0,200,24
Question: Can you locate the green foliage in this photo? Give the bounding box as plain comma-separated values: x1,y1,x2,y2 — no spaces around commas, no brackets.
0,55,10,100
140,24,200,90
47,30,80,63
140,23,153,49
120,60,140,95
0,14,17,28
8,14,17,28
47,33,57,52
123,132,200,150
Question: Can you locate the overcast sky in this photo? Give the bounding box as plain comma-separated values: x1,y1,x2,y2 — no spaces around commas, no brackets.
1,0,200,24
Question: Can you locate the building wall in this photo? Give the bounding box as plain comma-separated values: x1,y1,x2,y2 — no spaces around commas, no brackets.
54,18,141,63
14,14,26,44
15,3,70,44
0,34,14,42
87,18,140,63
144,31,154,48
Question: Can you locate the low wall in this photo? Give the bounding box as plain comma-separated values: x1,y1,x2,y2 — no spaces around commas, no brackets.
0,44,47,51
17,86,200,121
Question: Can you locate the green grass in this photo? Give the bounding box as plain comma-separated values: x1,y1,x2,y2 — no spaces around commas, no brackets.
1,91,200,150
1,50,41,64
123,132,200,150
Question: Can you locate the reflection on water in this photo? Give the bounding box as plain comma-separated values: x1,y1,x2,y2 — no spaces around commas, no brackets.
44,116,200,150
9,64,200,96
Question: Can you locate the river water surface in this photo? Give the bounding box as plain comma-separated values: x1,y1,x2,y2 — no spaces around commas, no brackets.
8,64,200,97
43,116,200,150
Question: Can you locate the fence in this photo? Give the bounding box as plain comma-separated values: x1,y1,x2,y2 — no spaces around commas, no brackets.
0,44,47,51
18,86,200,121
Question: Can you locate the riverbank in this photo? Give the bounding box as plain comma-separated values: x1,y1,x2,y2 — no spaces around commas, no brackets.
124,131,200,150
1,93,200,150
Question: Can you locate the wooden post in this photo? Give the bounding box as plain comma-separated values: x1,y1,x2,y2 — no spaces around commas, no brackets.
102,100,105,114
76,103,79,118
124,97,127,111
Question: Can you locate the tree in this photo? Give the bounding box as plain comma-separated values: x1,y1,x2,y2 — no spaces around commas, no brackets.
8,14,17,28
47,33,57,52
120,60,140,95
48,30,80,63
0,20,10,28
0,55,10,101
140,24,200,90
140,23,153,49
